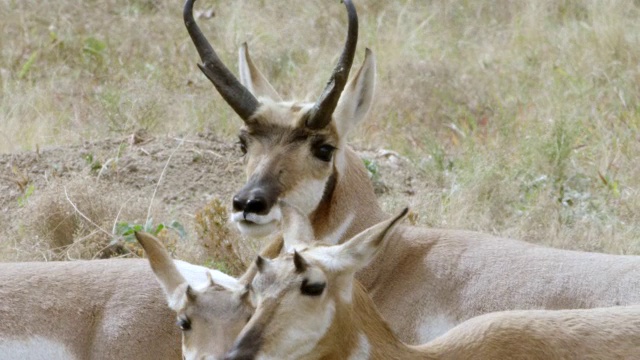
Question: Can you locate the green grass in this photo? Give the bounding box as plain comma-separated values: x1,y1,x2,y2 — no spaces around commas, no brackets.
1,0,639,255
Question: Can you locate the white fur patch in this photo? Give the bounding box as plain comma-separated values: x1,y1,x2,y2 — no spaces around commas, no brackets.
0,337,75,360
283,178,327,217
417,314,457,342
334,146,348,177
347,333,371,360
174,260,211,286
231,206,282,238
307,246,352,272
182,347,218,360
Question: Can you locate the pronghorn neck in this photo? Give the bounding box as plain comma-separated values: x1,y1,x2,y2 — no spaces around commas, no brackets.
308,280,428,360
347,281,426,360
310,147,385,245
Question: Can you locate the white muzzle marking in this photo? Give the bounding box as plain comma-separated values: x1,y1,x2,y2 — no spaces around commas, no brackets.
231,206,283,238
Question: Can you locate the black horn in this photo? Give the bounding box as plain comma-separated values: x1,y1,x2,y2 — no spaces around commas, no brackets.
305,0,359,130
183,0,259,121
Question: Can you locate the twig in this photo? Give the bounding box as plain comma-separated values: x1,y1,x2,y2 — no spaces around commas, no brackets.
112,193,138,236
146,138,184,223
63,186,111,238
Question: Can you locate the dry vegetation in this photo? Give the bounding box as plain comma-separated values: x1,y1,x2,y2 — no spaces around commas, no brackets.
1,0,639,265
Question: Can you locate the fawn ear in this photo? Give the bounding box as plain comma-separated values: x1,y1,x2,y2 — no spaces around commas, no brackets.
318,208,408,271
333,49,376,139
136,232,189,310
239,42,282,101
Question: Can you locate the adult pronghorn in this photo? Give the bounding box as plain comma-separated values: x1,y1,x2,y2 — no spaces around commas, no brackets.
184,0,640,343
225,208,640,360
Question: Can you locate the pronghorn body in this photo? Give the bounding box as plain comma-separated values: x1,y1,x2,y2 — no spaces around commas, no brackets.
226,209,640,360
0,259,213,360
184,0,640,344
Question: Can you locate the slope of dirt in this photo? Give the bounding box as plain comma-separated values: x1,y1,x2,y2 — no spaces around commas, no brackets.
0,132,418,266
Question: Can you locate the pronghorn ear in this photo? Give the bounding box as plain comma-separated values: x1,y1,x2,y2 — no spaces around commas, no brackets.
279,201,315,251
324,208,408,271
205,269,243,292
333,48,376,139
293,250,309,273
255,255,273,273
135,232,188,307
239,42,282,101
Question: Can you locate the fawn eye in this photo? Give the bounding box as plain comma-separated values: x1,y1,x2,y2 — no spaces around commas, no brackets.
300,279,326,297
312,144,336,162
177,317,191,331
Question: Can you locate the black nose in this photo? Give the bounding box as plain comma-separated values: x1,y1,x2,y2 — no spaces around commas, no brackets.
233,188,274,215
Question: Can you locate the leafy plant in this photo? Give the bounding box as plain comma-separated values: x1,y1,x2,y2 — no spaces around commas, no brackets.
114,218,186,243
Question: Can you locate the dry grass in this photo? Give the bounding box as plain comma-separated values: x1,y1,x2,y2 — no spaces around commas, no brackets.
3,176,185,262
1,0,639,259
194,197,252,276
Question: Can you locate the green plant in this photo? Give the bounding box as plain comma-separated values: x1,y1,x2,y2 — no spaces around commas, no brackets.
82,37,106,61
83,153,102,173
17,184,35,207
362,158,380,181
112,218,186,257
18,51,38,79
114,218,186,243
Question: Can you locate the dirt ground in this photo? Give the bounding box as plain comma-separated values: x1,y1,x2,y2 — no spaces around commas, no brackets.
0,131,417,269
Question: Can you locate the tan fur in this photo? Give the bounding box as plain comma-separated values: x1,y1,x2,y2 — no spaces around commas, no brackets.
233,47,640,344
135,232,255,360
227,210,640,360
352,282,640,360
0,259,182,360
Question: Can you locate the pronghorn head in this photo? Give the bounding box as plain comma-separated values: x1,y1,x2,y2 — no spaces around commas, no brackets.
223,207,408,360
135,232,254,360
184,0,376,238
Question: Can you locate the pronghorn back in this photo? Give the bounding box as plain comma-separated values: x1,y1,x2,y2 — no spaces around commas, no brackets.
0,259,182,360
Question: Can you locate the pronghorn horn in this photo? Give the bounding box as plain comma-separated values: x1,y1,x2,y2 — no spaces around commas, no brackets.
306,0,359,130
183,0,259,122
293,250,308,273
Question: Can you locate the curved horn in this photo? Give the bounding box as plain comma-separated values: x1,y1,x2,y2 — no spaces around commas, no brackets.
305,0,359,130
183,0,259,121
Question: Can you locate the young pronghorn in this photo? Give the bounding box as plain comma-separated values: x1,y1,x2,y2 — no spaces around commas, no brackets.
134,232,254,360
0,257,220,360
134,231,284,360
225,208,640,360
184,0,640,343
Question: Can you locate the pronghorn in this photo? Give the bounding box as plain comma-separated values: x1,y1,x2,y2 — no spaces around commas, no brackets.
0,257,215,360
134,232,253,360
134,231,284,360
225,208,640,360
184,0,640,343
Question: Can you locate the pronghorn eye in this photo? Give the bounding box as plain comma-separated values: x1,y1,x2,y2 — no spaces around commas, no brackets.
177,317,191,331
300,279,326,297
312,144,336,162
236,137,248,155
